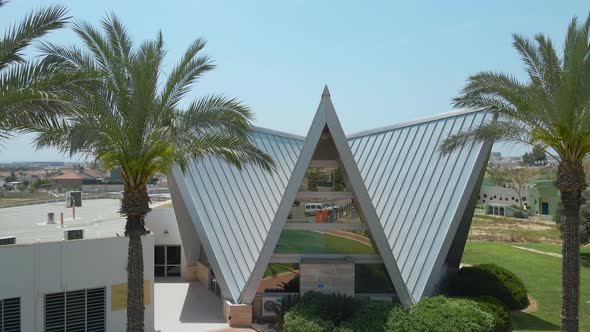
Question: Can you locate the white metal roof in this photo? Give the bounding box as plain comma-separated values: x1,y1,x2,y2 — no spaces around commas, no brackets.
171,87,492,305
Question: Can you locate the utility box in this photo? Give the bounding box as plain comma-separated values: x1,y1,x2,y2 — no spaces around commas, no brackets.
65,191,82,207
64,229,84,240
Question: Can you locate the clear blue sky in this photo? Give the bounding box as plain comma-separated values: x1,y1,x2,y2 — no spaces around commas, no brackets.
1,0,588,162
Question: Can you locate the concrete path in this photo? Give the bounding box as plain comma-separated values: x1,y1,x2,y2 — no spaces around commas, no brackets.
155,279,254,332
511,245,562,258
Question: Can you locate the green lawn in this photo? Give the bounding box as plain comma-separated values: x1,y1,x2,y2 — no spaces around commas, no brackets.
462,241,590,332
274,230,375,254
264,263,298,277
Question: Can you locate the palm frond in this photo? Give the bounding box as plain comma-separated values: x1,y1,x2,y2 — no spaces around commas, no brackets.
0,4,69,69
178,94,253,136
160,38,214,109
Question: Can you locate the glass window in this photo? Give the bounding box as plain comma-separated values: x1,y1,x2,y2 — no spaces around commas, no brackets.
258,263,300,293
155,246,165,265
301,167,348,192
155,266,166,277
273,230,376,254
167,246,181,265
166,266,181,277
288,199,363,224
355,264,395,294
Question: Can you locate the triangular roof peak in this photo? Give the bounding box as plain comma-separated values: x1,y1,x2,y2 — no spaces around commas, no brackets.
321,85,331,98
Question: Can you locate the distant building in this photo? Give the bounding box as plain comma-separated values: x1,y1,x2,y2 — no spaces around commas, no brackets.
478,179,559,219
49,168,107,189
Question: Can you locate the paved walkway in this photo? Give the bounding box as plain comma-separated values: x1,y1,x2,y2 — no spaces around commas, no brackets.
511,245,562,258
155,279,254,332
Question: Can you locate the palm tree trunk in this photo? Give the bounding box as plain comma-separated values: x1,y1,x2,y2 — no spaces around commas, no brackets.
557,160,586,332
122,187,151,332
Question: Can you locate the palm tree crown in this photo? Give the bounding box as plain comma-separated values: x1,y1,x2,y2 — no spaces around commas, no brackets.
33,14,273,332
441,14,590,332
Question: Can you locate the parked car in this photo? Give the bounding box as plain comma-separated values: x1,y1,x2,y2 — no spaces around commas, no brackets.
323,203,341,212
305,203,325,216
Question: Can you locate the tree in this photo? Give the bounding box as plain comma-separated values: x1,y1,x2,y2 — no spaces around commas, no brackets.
487,164,537,210
522,146,547,165
441,15,590,331
32,15,274,331
555,191,590,244
0,2,91,142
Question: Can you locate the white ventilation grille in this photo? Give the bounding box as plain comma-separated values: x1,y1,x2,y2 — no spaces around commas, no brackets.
0,297,20,332
45,287,105,332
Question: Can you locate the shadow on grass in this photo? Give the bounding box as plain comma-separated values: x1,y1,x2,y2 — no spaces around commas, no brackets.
581,252,590,268
512,312,560,331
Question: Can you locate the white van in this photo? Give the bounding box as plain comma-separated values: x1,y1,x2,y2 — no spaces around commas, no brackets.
304,203,325,216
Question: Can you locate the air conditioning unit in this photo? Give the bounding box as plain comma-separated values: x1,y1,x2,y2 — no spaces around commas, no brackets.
262,293,285,317
65,191,82,207
0,236,16,246
369,295,393,303
64,229,84,240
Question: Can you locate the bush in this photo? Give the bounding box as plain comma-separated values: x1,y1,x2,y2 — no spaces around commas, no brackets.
284,292,357,332
284,311,334,332
448,264,529,309
290,292,357,325
386,297,494,332
337,302,391,332
468,296,511,332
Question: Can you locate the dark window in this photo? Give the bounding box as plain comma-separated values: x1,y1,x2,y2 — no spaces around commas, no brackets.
167,246,181,265
155,246,165,265
516,199,519,202
522,197,527,202
511,197,515,200
483,194,487,198
155,245,181,277
355,264,395,294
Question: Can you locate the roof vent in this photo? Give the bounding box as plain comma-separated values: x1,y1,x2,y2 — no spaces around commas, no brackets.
0,236,16,246
64,229,84,241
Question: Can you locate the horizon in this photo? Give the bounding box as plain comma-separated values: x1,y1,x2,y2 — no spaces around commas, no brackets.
0,0,588,162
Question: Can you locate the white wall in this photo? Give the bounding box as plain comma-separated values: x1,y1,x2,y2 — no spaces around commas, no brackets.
0,235,154,331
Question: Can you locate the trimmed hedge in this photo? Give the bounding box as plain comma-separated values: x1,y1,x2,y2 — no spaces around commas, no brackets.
448,264,529,309
469,296,511,332
283,311,333,332
283,292,357,332
386,297,494,332
335,302,391,332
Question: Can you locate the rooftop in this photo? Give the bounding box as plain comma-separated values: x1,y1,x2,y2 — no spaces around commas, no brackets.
0,198,169,244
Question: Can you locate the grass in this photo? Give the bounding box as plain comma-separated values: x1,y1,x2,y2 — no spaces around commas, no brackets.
274,230,375,254
462,241,590,332
264,263,298,278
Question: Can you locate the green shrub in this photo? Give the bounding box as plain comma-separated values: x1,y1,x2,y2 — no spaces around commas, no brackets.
337,302,391,332
448,264,529,309
468,296,511,332
386,297,494,332
284,311,334,332
291,292,357,325
385,305,428,331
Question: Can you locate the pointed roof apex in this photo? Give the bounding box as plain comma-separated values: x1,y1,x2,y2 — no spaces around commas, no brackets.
322,85,330,98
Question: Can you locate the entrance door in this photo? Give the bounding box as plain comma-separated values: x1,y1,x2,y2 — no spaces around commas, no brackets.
154,245,181,277
541,202,549,215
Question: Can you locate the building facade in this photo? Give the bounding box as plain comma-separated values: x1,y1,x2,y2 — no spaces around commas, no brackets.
168,87,493,326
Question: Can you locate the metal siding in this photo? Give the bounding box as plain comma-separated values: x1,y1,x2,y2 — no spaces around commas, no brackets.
349,111,491,303
174,131,303,302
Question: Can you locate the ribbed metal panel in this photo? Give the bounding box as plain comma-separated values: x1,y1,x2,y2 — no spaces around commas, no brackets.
176,130,304,301
349,111,492,303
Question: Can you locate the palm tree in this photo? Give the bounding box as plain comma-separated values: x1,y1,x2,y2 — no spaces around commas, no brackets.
441,15,590,332
0,2,89,142
33,15,274,331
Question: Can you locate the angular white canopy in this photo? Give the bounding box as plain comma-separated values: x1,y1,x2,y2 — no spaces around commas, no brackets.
170,86,492,305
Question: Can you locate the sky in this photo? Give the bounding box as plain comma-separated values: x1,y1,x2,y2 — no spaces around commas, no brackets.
0,0,588,162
